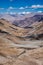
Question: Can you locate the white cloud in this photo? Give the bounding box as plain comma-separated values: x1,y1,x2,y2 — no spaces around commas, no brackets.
22,12,26,14
26,12,31,14
8,6,14,10
19,5,43,10
18,12,31,14
25,6,29,8
37,11,42,13
31,5,43,8
7,6,30,11
19,6,29,9
19,7,24,9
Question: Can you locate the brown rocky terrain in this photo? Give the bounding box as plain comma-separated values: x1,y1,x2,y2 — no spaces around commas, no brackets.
0,19,43,65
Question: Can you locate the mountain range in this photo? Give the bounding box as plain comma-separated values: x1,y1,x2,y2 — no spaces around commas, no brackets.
0,13,43,27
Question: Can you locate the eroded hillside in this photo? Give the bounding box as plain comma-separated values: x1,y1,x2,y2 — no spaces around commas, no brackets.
0,19,43,65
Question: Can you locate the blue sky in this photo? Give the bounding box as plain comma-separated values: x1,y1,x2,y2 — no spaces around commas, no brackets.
0,0,43,14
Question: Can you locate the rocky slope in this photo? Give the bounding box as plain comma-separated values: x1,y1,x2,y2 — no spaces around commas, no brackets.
0,18,43,65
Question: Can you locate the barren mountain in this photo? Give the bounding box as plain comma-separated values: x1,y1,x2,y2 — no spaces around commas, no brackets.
0,15,43,65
